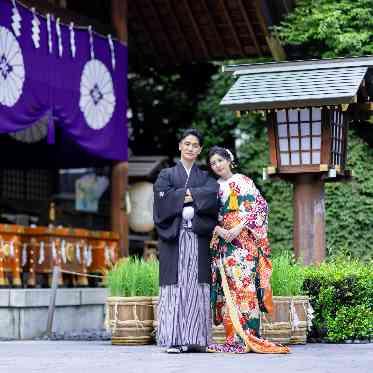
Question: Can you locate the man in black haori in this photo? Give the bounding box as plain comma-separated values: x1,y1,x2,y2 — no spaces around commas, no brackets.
154,128,219,353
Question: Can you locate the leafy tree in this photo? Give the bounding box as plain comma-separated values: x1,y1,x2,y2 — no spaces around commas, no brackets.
275,0,373,58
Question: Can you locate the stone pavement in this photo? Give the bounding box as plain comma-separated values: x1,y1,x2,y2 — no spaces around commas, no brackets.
0,341,372,373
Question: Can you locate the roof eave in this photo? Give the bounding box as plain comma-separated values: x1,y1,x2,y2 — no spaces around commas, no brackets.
220,95,357,111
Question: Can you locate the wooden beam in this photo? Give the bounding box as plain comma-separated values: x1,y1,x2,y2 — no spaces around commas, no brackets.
237,0,262,56
147,0,179,65
254,0,286,61
167,1,195,62
111,0,129,257
200,0,226,56
111,0,127,44
220,0,244,56
131,1,159,62
182,0,209,59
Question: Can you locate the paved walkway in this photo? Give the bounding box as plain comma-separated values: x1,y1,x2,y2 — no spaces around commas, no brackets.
0,341,371,373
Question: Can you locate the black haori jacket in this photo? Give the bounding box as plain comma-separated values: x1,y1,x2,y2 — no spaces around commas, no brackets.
153,161,219,286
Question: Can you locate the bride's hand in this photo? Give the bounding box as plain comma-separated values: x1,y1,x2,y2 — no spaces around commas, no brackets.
226,223,244,242
214,226,229,240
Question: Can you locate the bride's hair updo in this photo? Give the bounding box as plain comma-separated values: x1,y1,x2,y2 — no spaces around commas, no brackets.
208,146,236,167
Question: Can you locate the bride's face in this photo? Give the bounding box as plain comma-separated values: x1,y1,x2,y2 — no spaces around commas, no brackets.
210,153,232,179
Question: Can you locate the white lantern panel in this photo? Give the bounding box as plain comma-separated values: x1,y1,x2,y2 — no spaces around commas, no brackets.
312,108,322,121
300,109,310,121
276,110,286,123
280,153,290,166
301,137,311,150
312,122,321,136
278,124,288,137
302,152,311,164
279,139,289,151
312,136,321,149
290,138,299,151
301,122,310,136
312,152,320,164
291,152,300,165
289,123,298,136
288,110,298,123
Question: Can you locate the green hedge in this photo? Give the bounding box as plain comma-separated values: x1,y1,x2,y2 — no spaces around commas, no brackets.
303,258,373,342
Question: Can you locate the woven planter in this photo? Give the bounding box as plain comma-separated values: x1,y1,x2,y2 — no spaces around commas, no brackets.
106,296,154,345
212,296,310,345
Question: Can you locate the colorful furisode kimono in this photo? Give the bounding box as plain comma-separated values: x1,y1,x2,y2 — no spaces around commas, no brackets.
209,173,289,354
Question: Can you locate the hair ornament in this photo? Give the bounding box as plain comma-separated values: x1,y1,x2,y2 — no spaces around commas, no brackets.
225,148,235,162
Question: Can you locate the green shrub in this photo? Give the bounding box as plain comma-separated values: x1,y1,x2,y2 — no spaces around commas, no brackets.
302,257,373,341
271,251,305,296
106,257,159,297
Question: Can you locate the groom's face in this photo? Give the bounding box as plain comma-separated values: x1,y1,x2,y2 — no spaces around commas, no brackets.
179,135,202,162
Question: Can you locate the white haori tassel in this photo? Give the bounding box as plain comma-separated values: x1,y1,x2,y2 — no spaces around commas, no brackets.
11,0,22,37
31,8,40,48
38,241,45,264
88,25,95,60
182,206,194,228
69,22,76,58
21,243,28,266
46,13,53,54
107,34,116,69
56,17,63,57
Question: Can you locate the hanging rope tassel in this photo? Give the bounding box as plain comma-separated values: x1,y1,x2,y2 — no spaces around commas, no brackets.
228,189,239,210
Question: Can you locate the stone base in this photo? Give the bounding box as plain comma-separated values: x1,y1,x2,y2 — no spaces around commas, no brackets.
0,288,108,339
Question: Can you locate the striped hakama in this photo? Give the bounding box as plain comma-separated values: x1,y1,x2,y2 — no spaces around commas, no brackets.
157,225,212,347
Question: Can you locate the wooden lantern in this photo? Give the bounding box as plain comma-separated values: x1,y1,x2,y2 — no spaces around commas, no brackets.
221,56,373,264
267,106,348,177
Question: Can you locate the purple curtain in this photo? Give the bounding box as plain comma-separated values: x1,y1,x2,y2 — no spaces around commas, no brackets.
0,0,127,165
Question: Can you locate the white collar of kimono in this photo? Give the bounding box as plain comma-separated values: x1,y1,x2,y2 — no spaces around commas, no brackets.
180,160,194,177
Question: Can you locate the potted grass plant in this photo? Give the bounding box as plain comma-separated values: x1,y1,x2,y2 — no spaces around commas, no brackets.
261,251,310,345
105,257,159,345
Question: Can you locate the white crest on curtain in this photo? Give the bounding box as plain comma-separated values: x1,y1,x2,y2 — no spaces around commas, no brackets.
69,22,76,58
107,34,116,70
31,8,40,48
56,17,63,57
46,13,53,54
79,59,116,130
11,0,22,37
0,26,25,107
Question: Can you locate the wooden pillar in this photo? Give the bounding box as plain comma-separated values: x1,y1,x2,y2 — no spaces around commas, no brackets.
111,163,129,257
111,0,129,257
293,175,326,265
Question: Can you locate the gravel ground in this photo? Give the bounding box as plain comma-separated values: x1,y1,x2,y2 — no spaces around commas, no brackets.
0,341,372,373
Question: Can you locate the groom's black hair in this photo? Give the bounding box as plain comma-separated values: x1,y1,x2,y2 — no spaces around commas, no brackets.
178,128,204,146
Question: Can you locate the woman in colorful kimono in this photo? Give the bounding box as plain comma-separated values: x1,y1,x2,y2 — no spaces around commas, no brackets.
207,146,289,354
154,129,219,353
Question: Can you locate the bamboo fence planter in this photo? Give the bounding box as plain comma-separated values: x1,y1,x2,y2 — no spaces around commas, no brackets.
212,296,310,345
106,296,154,345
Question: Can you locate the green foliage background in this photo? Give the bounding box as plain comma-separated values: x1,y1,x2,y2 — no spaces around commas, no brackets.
192,0,373,260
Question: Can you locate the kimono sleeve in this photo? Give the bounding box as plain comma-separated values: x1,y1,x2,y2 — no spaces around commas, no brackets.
153,169,185,225
238,176,269,244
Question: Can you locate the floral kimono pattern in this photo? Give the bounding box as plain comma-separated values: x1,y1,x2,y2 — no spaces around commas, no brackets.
209,174,289,354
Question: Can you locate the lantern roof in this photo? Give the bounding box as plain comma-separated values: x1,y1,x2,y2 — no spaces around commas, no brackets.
220,56,373,110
